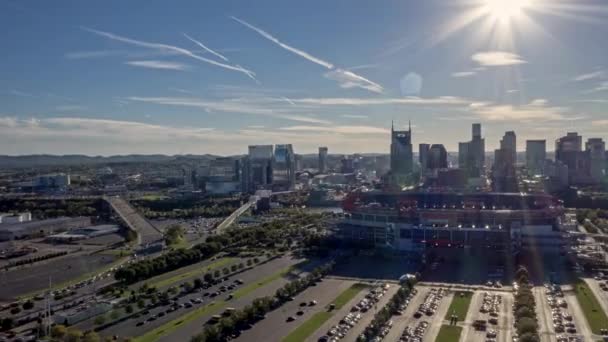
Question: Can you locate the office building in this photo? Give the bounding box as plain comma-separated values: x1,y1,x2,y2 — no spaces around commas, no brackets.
390,121,413,176
427,144,448,170
419,143,430,175
273,144,296,191
459,123,485,178
501,131,517,165
555,132,592,185
206,157,241,194
526,140,546,176
35,174,71,189
246,145,274,192
586,138,606,183
318,147,328,174
341,156,355,174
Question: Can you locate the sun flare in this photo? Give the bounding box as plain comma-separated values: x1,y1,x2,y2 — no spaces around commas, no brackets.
483,0,533,21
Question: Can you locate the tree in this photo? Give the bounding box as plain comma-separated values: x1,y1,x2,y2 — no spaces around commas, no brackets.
94,314,107,325
204,273,214,283
230,264,238,272
110,310,120,320
222,267,229,275
125,304,134,314
137,298,146,309
82,331,101,342
517,317,538,336
65,328,83,342
1,318,14,331
22,300,34,310
214,270,221,278
194,278,203,289
165,224,185,246
51,324,67,339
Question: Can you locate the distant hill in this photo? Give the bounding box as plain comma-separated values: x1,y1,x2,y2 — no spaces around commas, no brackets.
0,154,218,168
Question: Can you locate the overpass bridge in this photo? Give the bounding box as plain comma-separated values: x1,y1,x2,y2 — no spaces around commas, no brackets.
103,196,163,245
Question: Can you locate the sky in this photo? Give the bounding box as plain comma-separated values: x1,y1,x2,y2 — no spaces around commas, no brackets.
1,0,607,156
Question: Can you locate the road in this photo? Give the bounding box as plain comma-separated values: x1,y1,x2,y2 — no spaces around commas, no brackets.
91,255,304,341
215,197,255,233
105,196,163,245
533,286,557,342
234,278,357,342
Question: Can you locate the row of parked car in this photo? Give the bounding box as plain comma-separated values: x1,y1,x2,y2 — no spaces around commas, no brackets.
319,284,390,342
413,288,446,318
399,320,428,342
544,283,577,335
369,288,418,342
480,292,502,325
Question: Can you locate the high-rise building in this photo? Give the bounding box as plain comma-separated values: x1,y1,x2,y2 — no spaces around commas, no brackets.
458,123,485,178
500,131,517,164
206,157,241,194
318,147,328,174
341,156,355,174
427,144,448,170
586,138,606,182
419,143,430,175
246,145,274,192
273,144,296,191
526,140,546,176
555,132,592,185
390,121,413,176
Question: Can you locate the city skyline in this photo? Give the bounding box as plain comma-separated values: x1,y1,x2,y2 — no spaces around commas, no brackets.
2,0,608,155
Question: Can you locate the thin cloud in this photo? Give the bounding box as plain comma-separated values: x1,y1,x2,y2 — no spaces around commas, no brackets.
126,96,331,125
280,125,388,134
125,60,190,71
182,33,229,62
284,96,468,106
231,16,334,69
451,71,476,78
341,114,368,119
471,100,583,122
586,81,608,93
592,119,608,126
231,16,383,93
472,51,527,67
10,90,36,97
82,27,256,80
573,70,606,82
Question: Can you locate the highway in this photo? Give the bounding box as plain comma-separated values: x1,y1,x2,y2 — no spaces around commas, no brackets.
104,196,163,245
214,197,255,233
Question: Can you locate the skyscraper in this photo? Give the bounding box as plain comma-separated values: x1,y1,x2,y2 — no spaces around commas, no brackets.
390,121,413,176
419,143,430,175
273,144,296,191
500,131,517,164
459,123,485,178
555,132,588,184
586,138,606,182
246,145,273,192
427,144,448,170
526,140,546,176
318,146,328,174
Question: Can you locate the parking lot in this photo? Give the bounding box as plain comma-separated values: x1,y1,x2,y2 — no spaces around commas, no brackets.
460,290,514,342
234,278,358,342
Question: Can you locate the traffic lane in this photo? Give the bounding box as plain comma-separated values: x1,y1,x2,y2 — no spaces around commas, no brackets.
382,287,429,342
533,286,557,342
424,289,453,342
97,255,304,339
340,285,400,341
308,284,373,342
562,290,595,341
159,261,306,342
233,278,357,342
500,293,514,342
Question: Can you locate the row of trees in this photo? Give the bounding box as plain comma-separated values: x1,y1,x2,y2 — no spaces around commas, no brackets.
133,197,242,219
115,212,322,284
513,266,541,342
358,281,416,341
10,251,69,267
0,199,102,219
191,261,335,342
50,324,130,342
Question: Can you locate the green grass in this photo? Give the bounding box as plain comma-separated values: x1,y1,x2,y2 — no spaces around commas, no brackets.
145,257,236,290
444,291,473,322
435,325,462,342
282,283,368,342
133,263,301,342
139,194,168,201
574,279,608,334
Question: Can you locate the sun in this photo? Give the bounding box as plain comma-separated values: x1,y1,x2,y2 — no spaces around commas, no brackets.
483,0,532,21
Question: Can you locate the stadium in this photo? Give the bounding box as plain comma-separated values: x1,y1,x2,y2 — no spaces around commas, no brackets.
339,191,565,253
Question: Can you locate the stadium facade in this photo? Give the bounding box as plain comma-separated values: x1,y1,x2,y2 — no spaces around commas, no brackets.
339,191,565,254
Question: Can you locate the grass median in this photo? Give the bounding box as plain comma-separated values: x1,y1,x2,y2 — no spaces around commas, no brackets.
282,283,369,342
574,279,608,334
444,291,473,322
133,263,302,342
435,325,462,342
146,257,236,290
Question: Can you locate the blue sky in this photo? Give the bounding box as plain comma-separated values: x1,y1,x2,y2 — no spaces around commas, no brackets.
1,0,607,155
